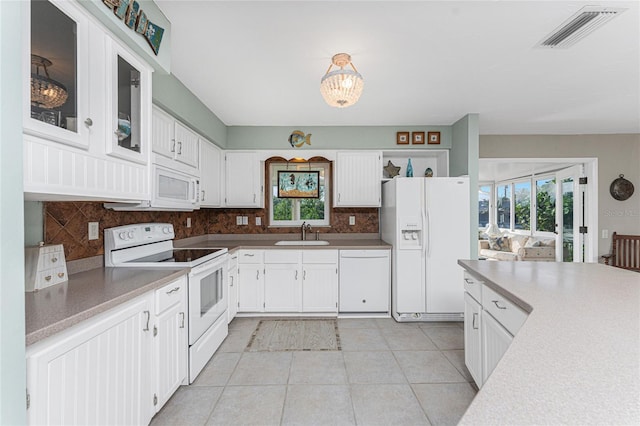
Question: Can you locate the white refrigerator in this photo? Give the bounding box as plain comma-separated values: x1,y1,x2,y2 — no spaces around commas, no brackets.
381,177,470,322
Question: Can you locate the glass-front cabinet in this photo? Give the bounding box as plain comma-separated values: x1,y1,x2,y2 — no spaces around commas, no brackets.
25,0,151,163
25,0,90,149
106,37,151,164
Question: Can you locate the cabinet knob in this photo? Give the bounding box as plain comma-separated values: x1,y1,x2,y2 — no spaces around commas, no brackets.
84,118,93,127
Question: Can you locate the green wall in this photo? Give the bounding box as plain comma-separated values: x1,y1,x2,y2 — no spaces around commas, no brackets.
452,114,480,259
0,1,26,423
227,125,452,150
153,73,228,148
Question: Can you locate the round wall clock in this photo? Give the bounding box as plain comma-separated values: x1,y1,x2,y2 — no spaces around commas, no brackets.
609,174,634,201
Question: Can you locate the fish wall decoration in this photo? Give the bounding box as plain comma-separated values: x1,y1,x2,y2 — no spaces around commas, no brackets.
288,130,312,148
102,0,164,55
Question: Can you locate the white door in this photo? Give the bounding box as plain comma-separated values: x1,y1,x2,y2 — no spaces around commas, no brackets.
26,295,155,426
481,310,513,384
155,302,187,410
302,264,338,312
556,165,583,262
237,265,264,312
152,106,175,160
225,152,262,207
334,151,382,207
227,261,238,323
174,122,199,168
464,292,483,387
264,264,301,312
200,140,222,207
425,178,470,313
24,0,91,150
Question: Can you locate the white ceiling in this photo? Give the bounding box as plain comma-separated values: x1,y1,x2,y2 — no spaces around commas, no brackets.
155,0,640,134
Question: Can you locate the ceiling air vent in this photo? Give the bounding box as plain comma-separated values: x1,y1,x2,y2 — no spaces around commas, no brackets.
538,6,626,48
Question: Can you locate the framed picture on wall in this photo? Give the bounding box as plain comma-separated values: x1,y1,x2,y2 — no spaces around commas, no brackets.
277,171,320,198
412,132,425,145
396,132,410,145
428,131,441,145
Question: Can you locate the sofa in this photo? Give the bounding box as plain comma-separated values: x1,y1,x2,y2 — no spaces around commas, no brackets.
479,233,556,261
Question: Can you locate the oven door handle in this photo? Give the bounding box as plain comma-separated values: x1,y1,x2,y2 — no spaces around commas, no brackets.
190,255,228,276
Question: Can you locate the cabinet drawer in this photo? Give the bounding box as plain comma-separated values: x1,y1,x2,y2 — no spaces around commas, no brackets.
482,285,527,336
264,250,301,264
156,278,186,313
303,250,338,264
463,271,483,302
238,250,264,264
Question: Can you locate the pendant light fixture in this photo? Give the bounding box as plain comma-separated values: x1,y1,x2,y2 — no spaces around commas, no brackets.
31,54,68,110
320,53,363,108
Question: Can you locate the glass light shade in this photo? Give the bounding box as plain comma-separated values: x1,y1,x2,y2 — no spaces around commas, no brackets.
31,74,68,109
320,69,364,108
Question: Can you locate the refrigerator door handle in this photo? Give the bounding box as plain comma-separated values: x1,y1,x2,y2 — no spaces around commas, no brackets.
421,209,428,259
426,209,431,258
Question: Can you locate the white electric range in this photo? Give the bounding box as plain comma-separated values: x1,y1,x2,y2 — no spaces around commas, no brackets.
104,223,228,383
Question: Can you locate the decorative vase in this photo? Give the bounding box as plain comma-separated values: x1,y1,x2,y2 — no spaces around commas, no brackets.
406,158,413,177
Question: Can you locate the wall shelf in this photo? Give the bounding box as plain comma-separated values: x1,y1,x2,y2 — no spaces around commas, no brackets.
382,149,449,179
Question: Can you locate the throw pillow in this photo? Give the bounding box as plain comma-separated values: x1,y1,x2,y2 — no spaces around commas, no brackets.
488,236,509,251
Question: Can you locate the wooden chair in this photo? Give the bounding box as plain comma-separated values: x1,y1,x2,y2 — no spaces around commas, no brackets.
602,232,640,272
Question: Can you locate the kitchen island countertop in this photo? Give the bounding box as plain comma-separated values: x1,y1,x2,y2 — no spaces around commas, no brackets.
458,260,640,425
25,267,188,346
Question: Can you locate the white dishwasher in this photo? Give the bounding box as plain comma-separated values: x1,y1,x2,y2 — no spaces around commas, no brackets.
339,250,391,313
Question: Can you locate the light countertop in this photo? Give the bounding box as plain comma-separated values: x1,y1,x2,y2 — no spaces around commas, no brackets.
458,260,640,425
174,234,392,251
25,267,188,346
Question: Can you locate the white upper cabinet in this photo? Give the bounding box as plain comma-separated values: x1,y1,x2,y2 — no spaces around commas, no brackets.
151,106,200,174
104,37,152,164
24,0,90,149
224,151,264,207
23,0,152,201
199,139,223,207
334,151,382,207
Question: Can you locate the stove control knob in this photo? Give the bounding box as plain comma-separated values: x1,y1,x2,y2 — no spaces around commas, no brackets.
127,231,135,239
163,226,171,234
119,232,127,240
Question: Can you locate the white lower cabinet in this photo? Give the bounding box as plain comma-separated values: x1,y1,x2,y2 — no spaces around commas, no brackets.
26,294,155,426
463,270,528,389
154,277,188,411
464,292,483,387
481,309,514,384
26,276,189,426
237,250,265,312
227,254,238,323
236,249,338,314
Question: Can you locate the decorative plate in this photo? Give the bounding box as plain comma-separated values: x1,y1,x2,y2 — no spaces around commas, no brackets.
609,174,634,201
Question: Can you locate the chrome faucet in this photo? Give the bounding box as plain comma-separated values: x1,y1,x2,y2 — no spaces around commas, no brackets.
301,221,312,241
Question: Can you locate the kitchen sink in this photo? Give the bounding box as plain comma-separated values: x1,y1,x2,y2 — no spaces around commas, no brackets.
274,240,330,246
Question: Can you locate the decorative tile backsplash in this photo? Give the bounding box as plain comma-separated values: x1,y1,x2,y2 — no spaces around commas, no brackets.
44,202,379,261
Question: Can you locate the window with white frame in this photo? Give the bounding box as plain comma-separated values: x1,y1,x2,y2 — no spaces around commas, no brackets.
496,183,511,229
478,184,492,228
269,161,330,227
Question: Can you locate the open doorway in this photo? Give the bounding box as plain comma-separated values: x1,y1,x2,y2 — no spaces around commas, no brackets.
478,158,598,263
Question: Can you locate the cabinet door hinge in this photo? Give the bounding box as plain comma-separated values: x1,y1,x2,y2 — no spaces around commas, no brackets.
153,325,158,337
579,226,588,234
579,177,588,185
26,390,30,410
263,302,265,308
237,302,240,307
153,394,158,406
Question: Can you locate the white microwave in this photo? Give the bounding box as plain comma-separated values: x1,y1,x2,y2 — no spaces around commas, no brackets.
105,165,200,211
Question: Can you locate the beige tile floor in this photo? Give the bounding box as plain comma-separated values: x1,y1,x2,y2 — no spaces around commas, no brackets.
151,317,476,426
